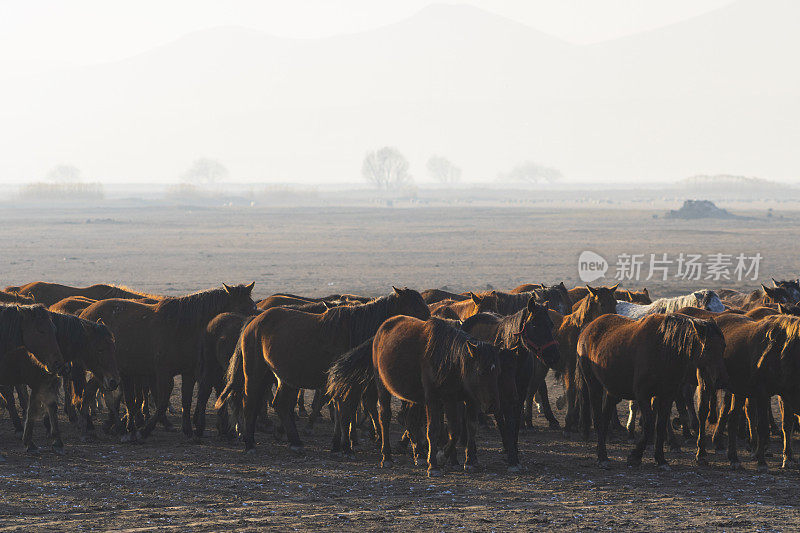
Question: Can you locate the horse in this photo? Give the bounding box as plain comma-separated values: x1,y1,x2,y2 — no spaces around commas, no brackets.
717,285,792,310
49,296,98,316
770,279,800,302
460,298,561,470
47,312,120,436
420,289,470,305
215,287,430,453
194,312,257,439
577,313,728,469
0,304,65,375
0,291,34,305
567,284,620,304
0,348,63,459
80,283,256,441
707,314,800,471
615,289,724,319
533,286,620,435
430,292,498,320
482,285,572,316
10,282,163,307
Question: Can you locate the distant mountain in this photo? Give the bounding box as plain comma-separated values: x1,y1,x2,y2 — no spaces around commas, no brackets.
1,0,798,184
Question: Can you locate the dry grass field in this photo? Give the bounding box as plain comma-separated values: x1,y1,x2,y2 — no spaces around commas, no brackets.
1,204,800,531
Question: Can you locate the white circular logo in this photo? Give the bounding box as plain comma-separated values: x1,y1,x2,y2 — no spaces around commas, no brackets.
578,250,608,283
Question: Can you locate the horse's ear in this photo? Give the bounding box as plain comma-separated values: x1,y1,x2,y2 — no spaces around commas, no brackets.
392,286,403,296
526,297,538,313
223,283,233,294
466,340,480,358
586,285,598,297
643,288,649,297
323,300,333,309
779,303,788,314
610,283,620,293
773,278,779,287
246,282,255,293
470,292,481,305
96,318,105,326
559,281,567,289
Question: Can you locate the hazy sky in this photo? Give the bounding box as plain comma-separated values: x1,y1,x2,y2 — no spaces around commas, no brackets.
3,0,796,186
1,1,735,70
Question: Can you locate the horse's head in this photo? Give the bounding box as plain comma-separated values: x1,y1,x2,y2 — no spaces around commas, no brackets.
223,282,257,315
779,303,800,316
85,319,120,391
393,286,431,320
773,279,800,302
22,306,65,375
627,288,652,304
692,290,725,313
760,316,800,391
761,284,792,306
513,298,560,370
688,317,729,392
535,284,572,315
462,340,502,414
585,284,619,316
469,292,499,317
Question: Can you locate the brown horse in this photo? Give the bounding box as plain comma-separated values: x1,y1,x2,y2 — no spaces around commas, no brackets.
745,304,800,320
80,283,256,441
481,285,572,316
429,292,498,320
194,312,257,438
370,316,506,476
771,279,800,302
577,313,728,469
12,282,163,307
717,285,792,311
47,312,120,436
420,289,469,305
215,287,430,453
537,286,619,435
49,296,98,315
0,304,65,375
460,298,561,470
0,348,63,458
707,314,800,470
0,291,34,305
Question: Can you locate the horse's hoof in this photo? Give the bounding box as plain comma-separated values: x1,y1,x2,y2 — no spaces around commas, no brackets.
464,464,477,473
627,455,642,468
120,433,135,444
695,456,708,467
245,447,257,455
381,459,394,469
657,463,671,472
598,459,612,469
757,463,769,473
289,444,305,455
427,467,443,477
507,464,522,473
342,450,355,460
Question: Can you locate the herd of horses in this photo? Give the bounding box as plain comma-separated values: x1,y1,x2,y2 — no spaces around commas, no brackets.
1,278,800,477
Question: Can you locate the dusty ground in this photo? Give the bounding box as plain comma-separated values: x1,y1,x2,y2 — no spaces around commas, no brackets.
1,204,800,531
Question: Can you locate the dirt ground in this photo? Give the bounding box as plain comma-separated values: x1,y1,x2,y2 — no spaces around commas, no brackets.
1,204,800,531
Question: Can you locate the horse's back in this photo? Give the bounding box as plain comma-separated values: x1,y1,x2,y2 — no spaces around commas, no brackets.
373,316,428,403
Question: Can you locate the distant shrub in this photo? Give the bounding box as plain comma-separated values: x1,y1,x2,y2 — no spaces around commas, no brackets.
20,181,104,200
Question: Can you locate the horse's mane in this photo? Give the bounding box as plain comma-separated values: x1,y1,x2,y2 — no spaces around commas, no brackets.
155,287,234,326
494,308,527,349
321,292,398,346
0,290,34,305
657,314,704,360
49,311,113,361
106,284,163,300
425,317,476,385
460,312,502,332
492,291,534,315
0,304,49,356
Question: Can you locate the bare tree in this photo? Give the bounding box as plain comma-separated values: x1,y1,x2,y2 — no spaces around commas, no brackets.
182,158,229,185
362,147,413,190
426,155,461,185
46,164,81,182
499,161,563,183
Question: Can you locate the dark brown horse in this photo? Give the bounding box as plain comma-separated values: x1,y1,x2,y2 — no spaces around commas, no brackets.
717,285,792,311
481,285,572,316
420,289,470,305
771,279,800,302
0,348,63,458
0,291,34,305
215,287,430,453
460,298,561,470
0,304,65,375
80,283,256,441
577,313,728,469
707,314,800,470
49,296,98,316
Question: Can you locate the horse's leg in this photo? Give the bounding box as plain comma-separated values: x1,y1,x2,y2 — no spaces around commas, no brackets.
563,363,578,435
22,388,42,454
695,381,711,465
63,376,78,423
744,397,757,452
193,370,214,439
16,384,29,419
241,372,267,453
80,377,101,438
330,399,343,454
536,376,560,430
1,386,23,433
523,384,534,430
296,389,306,416
780,395,797,469
654,394,673,468
597,392,618,466
376,381,393,467
425,399,444,477
753,390,771,472
463,401,480,470
180,373,194,438
120,375,138,442
43,392,64,453
440,401,461,467
712,390,731,451
626,400,638,440
727,394,745,469
139,371,173,439
629,395,655,467
307,389,326,428
273,383,304,451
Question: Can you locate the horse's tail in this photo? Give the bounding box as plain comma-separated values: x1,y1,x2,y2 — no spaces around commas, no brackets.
214,340,244,412
326,337,375,403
